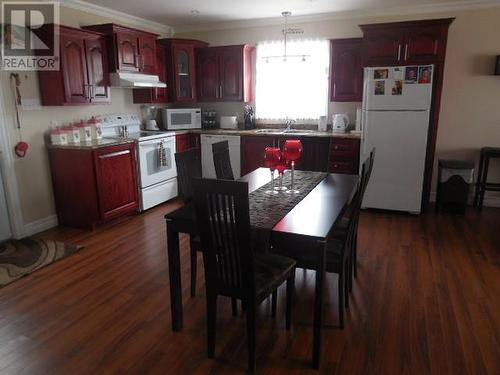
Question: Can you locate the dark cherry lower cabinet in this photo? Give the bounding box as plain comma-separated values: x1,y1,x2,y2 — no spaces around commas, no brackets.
38,25,110,105
330,38,363,102
175,133,200,152
48,143,138,229
328,138,360,174
240,136,353,176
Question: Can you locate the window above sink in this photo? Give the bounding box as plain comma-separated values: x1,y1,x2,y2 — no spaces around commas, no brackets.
255,39,330,124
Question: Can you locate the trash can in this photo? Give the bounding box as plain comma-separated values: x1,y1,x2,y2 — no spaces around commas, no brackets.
436,159,474,214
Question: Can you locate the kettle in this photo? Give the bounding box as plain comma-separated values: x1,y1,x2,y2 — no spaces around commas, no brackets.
332,113,350,133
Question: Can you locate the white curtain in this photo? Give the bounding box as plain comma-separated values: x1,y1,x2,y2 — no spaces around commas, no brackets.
255,39,330,122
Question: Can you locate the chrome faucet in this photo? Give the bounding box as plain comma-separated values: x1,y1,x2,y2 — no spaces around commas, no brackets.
284,119,296,131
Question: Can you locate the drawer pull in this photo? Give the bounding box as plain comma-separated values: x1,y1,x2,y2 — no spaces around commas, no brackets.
99,150,130,159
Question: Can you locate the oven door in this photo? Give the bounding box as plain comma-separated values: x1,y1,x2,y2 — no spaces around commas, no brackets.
137,137,177,189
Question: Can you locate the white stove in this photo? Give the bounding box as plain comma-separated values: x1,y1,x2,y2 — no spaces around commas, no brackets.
99,113,178,211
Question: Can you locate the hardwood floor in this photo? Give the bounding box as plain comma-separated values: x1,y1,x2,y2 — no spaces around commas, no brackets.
0,200,499,374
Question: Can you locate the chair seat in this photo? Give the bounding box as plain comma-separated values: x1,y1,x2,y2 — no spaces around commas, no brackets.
254,253,296,300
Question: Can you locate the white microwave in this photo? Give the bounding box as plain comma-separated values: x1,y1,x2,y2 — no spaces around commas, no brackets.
162,108,201,130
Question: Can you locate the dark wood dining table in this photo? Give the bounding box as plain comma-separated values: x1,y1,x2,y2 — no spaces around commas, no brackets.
164,168,358,368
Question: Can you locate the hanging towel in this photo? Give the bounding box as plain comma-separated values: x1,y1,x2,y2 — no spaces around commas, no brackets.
158,140,168,168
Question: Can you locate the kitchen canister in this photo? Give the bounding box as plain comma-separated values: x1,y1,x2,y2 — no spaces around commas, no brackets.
50,128,68,145
318,116,328,131
66,125,80,144
77,120,92,142
88,116,103,140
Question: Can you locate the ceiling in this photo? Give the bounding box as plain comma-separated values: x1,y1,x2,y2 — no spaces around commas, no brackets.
82,0,487,29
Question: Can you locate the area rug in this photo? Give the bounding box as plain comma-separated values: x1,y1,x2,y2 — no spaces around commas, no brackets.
0,238,82,287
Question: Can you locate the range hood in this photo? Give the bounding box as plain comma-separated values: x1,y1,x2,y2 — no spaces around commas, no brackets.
109,72,167,88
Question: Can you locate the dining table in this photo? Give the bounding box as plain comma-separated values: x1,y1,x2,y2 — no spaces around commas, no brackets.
164,167,358,368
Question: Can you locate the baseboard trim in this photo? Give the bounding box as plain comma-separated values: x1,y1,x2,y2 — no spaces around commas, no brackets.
16,215,59,239
429,192,500,208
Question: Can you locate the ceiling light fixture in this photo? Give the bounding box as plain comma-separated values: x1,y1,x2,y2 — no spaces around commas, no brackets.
190,10,200,15
262,11,309,62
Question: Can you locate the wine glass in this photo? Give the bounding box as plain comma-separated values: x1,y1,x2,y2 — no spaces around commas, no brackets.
264,147,280,194
274,157,288,191
283,140,303,194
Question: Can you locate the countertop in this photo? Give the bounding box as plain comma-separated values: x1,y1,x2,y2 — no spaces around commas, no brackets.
176,128,362,139
46,138,135,150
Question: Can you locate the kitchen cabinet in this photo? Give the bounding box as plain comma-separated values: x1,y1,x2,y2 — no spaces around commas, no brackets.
330,38,363,102
328,137,360,174
360,18,454,211
48,142,138,228
360,18,454,66
175,133,200,153
240,135,332,175
197,45,254,102
38,25,110,106
156,39,208,103
133,41,168,103
241,136,275,175
82,23,158,74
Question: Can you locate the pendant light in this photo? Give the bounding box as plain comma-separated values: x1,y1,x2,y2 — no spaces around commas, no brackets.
262,11,310,62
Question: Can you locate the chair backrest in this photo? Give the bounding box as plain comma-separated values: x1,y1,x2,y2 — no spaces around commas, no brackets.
360,148,376,198
175,148,201,202
212,141,234,180
192,178,254,297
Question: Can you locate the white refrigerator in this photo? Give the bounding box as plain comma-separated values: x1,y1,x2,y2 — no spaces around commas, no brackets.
360,65,434,214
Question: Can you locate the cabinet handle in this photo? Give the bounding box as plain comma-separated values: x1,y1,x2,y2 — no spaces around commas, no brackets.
397,44,401,61
219,84,223,98
333,83,336,97
99,150,130,159
404,44,408,61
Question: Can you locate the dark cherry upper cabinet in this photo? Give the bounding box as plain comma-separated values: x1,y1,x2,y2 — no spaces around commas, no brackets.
197,45,254,102
82,23,158,74
38,25,110,106
157,39,208,103
330,38,363,102
138,34,157,74
115,31,140,71
85,37,111,103
133,40,168,103
196,48,219,101
360,18,454,66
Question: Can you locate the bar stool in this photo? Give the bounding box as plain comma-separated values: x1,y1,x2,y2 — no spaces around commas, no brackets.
474,147,500,209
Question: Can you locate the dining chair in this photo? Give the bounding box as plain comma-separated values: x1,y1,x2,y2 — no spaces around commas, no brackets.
192,178,296,372
175,149,203,297
212,140,234,180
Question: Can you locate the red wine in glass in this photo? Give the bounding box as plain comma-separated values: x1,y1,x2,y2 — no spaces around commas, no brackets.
283,140,303,193
264,147,280,194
